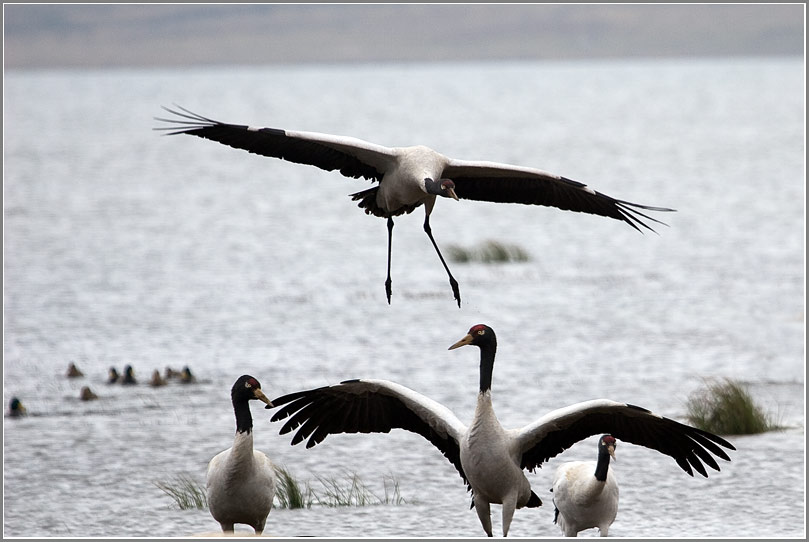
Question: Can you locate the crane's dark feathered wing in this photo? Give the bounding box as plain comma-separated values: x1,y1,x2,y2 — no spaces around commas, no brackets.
443,159,674,233
269,379,470,488
156,106,675,232
155,106,391,183
515,399,735,476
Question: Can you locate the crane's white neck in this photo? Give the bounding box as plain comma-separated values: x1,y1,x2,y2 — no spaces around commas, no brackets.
230,430,256,466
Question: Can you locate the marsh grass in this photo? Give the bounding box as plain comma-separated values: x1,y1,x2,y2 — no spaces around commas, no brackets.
314,472,376,507
314,472,407,507
156,467,407,511
685,378,780,435
273,465,407,508
381,475,407,506
154,473,207,510
273,464,316,509
447,240,531,263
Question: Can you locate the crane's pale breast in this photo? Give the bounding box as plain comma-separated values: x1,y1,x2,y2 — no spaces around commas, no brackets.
553,461,618,533
376,146,449,212
461,403,529,504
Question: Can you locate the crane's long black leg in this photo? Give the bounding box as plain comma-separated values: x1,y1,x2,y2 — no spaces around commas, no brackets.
423,214,461,307
385,217,394,304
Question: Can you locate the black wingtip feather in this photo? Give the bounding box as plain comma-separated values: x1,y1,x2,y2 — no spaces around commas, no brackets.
615,200,675,234
153,105,220,134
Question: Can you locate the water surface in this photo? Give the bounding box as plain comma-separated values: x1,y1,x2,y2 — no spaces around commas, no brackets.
3,57,805,538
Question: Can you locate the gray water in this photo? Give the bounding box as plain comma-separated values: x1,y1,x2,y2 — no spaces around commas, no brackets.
3,58,805,538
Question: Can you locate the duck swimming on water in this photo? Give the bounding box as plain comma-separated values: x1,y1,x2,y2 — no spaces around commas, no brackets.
80,386,99,401
150,370,167,387
121,365,137,385
179,366,196,384
7,397,27,418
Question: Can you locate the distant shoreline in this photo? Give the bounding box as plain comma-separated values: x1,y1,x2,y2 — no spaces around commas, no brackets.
4,53,803,74
4,4,803,70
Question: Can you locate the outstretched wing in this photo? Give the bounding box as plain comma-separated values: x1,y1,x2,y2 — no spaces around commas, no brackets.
270,378,470,487
442,158,674,233
515,399,734,476
155,105,395,182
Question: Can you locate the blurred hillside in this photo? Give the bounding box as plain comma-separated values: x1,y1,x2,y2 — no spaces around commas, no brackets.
3,4,804,69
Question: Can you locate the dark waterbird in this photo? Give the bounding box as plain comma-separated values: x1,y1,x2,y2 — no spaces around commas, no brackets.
268,324,733,537
155,106,675,307
7,397,27,418
121,365,137,385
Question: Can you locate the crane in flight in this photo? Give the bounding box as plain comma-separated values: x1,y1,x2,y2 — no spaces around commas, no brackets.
156,106,674,306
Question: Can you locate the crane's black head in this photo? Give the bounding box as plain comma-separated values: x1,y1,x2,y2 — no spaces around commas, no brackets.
449,324,498,392
595,435,617,480
424,178,459,200
448,324,496,350
231,375,274,408
599,435,617,457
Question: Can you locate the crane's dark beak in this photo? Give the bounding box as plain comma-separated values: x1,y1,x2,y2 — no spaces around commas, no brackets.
446,186,459,201
448,333,474,350
253,388,274,408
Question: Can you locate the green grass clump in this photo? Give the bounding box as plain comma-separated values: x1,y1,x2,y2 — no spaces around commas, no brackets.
381,475,407,506
274,464,316,509
447,240,531,263
273,466,406,509
154,474,208,510
685,378,779,435
315,472,376,507
156,466,406,511
313,472,406,507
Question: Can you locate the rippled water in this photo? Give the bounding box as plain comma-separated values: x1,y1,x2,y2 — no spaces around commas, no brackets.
3,57,805,538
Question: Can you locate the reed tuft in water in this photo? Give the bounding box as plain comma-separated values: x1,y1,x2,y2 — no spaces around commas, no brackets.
273,464,315,509
685,378,779,435
314,472,376,507
155,466,406,511
447,240,531,263
381,474,407,506
273,465,406,508
154,473,208,510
